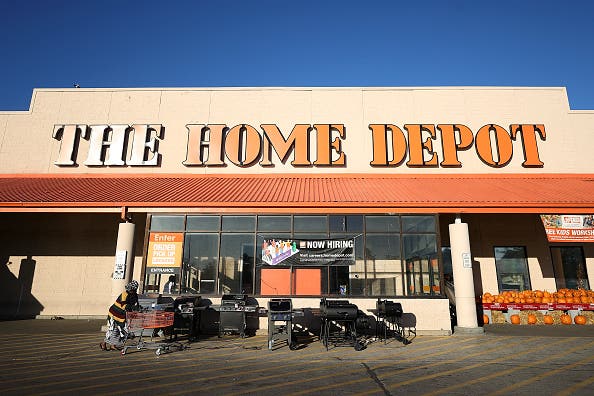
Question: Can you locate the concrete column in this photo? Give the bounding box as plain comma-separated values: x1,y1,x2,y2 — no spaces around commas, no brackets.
111,221,135,300
449,217,482,333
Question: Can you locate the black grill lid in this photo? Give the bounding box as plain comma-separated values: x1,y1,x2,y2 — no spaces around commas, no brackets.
268,298,292,312
376,299,403,316
221,294,247,303
320,298,359,320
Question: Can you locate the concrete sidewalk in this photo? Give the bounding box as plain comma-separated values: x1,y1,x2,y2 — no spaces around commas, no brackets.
484,323,594,337
0,318,106,334
1,318,593,337
1,319,594,395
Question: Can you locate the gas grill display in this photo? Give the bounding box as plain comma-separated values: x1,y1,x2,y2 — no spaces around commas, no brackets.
218,294,258,338
220,294,247,311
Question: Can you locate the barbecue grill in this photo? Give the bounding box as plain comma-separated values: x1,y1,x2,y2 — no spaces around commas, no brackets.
173,295,202,341
319,298,364,350
218,294,258,338
267,298,298,350
375,298,409,344
137,294,174,311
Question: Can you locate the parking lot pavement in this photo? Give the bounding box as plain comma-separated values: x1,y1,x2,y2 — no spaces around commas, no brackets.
1,320,594,395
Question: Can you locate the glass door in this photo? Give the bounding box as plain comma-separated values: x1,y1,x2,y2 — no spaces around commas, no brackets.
551,246,590,290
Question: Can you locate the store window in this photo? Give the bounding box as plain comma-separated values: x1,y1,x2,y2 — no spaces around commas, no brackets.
402,215,436,233
551,246,590,290
257,215,291,232
183,233,219,294
330,215,364,233
145,214,441,297
222,216,256,232
365,233,402,295
186,215,219,231
441,247,453,283
403,233,439,295
495,246,531,292
219,233,254,294
294,215,327,232
150,215,185,231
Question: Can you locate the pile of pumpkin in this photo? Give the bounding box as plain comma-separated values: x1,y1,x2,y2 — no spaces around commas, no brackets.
482,289,594,325
481,288,594,305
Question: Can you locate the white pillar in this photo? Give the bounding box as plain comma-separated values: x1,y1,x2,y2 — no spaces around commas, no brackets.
111,221,135,300
449,217,481,332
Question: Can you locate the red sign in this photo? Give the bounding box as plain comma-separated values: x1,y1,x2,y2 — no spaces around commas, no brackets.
541,215,594,242
483,302,594,311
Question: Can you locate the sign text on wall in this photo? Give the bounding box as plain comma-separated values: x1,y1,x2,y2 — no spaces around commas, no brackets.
52,123,546,168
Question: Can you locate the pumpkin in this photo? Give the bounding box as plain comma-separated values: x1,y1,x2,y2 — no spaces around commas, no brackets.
527,314,537,325
561,314,573,325
510,314,521,324
483,314,489,324
543,315,554,325
574,315,587,325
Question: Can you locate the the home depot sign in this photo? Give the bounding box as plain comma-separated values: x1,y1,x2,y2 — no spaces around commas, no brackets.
52,123,545,168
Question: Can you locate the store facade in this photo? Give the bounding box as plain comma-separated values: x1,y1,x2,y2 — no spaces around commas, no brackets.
1,87,593,335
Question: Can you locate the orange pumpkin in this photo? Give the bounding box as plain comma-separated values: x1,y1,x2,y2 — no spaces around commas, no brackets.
483,314,489,324
527,314,537,325
543,315,554,325
574,315,587,325
561,314,573,325
510,314,521,324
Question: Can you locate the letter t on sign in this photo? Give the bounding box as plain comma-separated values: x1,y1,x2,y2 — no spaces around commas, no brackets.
53,124,88,166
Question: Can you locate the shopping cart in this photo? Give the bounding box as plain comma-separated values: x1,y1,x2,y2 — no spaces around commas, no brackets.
121,310,185,356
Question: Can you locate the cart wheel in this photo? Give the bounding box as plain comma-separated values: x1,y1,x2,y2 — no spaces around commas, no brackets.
121,349,126,355
402,338,411,345
155,348,161,356
289,341,298,350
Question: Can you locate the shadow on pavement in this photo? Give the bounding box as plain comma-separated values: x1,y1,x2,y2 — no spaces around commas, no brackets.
484,323,594,337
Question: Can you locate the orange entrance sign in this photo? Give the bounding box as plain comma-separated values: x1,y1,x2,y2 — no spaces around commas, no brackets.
147,232,184,273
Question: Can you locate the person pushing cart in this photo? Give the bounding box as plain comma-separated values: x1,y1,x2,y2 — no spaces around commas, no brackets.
100,280,140,351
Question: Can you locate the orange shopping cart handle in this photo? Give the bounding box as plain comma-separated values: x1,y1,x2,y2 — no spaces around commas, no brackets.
127,310,175,329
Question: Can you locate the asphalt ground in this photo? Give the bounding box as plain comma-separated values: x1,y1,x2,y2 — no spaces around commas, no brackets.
1,319,594,395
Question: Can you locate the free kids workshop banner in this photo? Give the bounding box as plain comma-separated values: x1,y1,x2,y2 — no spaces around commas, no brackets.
260,238,356,266
540,215,594,242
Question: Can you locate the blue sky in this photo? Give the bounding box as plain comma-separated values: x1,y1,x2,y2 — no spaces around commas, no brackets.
1,1,593,110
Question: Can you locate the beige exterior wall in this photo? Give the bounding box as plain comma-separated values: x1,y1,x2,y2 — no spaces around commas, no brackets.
2,87,594,333
441,213,594,297
0,87,593,175
0,213,146,318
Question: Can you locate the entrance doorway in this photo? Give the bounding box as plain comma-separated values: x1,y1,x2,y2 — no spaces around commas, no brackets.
550,246,590,290
260,267,322,295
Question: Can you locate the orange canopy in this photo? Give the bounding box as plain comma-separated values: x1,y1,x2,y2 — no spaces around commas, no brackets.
1,173,593,213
